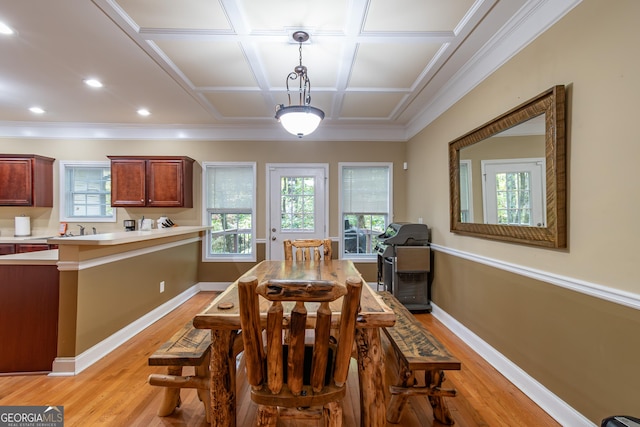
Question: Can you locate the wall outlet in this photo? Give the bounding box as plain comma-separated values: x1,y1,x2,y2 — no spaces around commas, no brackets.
159,281,165,293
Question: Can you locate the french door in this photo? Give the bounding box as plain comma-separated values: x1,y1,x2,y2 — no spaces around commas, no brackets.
267,164,328,260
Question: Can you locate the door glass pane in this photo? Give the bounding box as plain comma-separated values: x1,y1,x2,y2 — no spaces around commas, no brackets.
495,171,532,225
280,176,315,231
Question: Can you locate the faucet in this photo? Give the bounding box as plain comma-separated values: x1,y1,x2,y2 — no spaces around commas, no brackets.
78,225,85,236
92,227,97,235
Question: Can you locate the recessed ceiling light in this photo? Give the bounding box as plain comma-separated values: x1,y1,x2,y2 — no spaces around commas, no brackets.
0,22,14,35
84,78,103,88
29,107,45,114
137,108,151,117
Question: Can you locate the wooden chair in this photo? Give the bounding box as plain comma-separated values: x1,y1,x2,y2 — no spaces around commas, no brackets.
283,239,332,261
238,275,363,427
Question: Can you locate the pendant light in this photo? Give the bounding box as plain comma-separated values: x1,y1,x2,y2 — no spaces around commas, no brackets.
275,31,324,138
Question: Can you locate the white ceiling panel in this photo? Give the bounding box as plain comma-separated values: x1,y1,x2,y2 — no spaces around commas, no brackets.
156,40,257,88
341,92,407,119
116,0,231,30
349,43,442,88
241,0,349,32
364,0,476,32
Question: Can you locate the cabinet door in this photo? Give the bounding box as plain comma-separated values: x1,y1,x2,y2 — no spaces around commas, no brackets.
0,158,32,205
15,244,51,253
0,156,53,207
110,159,146,207
147,159,187,207
0,244,16,255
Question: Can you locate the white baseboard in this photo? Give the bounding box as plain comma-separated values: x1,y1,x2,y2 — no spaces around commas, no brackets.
431,303,595,427
198,281,231,291
50,284,202,376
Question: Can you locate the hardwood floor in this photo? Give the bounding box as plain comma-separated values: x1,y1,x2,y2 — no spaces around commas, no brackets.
0,291,560,426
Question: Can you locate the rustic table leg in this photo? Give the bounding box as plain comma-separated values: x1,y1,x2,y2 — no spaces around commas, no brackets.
209,329,237,427
355,327,386,427
157,366,182,416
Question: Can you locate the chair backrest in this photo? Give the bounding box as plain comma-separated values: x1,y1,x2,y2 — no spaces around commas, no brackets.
283,239,332,261
238,274,362,406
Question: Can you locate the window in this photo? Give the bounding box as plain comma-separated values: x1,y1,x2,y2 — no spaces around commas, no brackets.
60,161,115,222
339,163,392,259
203,162,256,261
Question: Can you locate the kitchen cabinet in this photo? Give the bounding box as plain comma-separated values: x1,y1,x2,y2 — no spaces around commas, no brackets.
16,244,53,253
108,156,194,208
0,154,54,206
0,264,59,373
0,243,56,255
0,244,16,255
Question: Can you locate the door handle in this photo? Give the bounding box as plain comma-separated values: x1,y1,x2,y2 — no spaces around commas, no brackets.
271,236,277,241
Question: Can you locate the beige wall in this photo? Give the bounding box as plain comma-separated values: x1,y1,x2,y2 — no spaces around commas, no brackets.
0,139,406,241
407,0,640,422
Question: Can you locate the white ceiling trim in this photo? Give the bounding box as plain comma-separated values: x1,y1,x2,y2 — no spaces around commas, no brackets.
405,0,583,140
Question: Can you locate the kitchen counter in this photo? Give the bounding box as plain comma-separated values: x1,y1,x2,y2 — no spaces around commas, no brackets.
0,249,58,265
46,225,210,246
0,225,210,246
0,235,52,244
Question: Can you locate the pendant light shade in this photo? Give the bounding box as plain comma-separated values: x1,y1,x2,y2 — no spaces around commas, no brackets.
275,31,324,138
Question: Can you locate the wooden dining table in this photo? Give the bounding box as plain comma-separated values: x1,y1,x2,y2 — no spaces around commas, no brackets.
193,259,396,427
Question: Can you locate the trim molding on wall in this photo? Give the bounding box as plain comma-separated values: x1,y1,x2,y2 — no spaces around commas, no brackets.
432,302,595,427
199,282,230,291
49,284,201,376
431,244,640,311
56,237,201,271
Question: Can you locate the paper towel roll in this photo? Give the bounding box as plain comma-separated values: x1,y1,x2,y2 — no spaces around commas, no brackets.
15,216,31,237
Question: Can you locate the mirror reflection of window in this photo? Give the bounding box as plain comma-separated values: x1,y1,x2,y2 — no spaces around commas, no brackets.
459,160,473,222
482,159,545,226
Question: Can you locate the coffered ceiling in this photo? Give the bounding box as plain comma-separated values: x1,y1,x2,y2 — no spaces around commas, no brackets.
0,0,579,141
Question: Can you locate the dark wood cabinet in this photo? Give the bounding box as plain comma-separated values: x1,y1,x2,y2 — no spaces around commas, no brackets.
108,156,194,208
0,244,16,255
0,154,55,206
0,244,55,254
15,243,52,253
0,264,59,373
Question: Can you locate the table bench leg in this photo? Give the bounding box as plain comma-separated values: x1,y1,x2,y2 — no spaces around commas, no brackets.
426,370,454,425
209,329,238,427
157,366,182,416
195,358,212,423
387,364,413,424
387,368,456,425
355,327,386,427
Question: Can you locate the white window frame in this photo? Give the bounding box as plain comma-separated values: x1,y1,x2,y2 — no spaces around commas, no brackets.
459,160,474,222
339,162,393,262
202,162,256,262
59,160,115,223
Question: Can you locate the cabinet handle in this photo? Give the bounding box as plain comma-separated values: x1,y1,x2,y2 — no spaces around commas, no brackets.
148,199,152,203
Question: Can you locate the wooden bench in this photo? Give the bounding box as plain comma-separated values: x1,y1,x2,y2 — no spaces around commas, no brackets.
147,321,213,422
378,291,461,425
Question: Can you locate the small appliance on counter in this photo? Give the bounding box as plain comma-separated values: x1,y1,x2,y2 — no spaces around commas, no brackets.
14,215,31,237
157,217,176,228
139,218,153,231
123,219,136,231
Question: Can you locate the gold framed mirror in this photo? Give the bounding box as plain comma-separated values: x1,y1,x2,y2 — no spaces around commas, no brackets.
449,85,566,248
